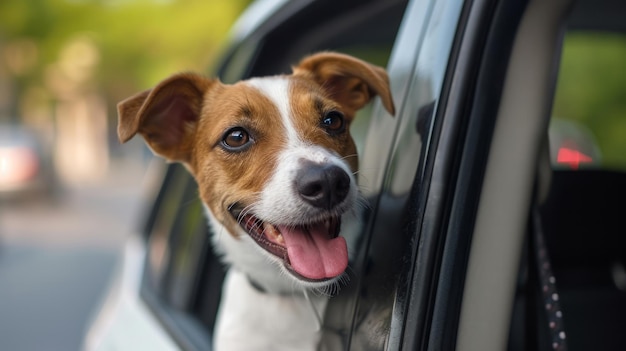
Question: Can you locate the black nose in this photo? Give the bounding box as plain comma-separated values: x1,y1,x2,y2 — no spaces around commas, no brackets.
295,162,351,210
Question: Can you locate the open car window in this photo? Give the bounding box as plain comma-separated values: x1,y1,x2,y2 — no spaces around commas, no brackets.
139,1,410,349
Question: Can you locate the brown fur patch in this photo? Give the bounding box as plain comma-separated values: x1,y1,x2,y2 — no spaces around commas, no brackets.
190,81,288,237
288,76,359,172
293,52,395,116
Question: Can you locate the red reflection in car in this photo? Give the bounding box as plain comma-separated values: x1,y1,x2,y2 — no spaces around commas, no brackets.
557,147,592,170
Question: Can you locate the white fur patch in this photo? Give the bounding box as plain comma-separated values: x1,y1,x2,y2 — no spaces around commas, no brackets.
214,269,327,351
255,145,357,225
245,77,359,226
246,77,301,146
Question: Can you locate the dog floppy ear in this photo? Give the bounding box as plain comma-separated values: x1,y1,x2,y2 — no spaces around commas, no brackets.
293,52,395,116
117,73,215,162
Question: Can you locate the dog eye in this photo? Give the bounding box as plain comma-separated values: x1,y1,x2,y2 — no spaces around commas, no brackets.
222,127,251,150
321,111,345,135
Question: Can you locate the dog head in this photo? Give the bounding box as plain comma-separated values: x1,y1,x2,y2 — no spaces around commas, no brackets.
118,52,394,292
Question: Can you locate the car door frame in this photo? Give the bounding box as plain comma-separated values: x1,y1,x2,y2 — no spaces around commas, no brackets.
416,0,573,350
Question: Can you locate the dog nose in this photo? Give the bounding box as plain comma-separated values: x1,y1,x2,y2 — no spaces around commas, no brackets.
295,162,351,210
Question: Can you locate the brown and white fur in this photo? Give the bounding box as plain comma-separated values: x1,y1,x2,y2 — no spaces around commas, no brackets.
117,52,394,350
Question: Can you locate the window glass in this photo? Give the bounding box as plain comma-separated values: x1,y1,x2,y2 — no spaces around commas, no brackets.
340,44,396,155
145,164,190,290
162,193,206,310
144,162,214,312
550,32,626,171
143,164,219,348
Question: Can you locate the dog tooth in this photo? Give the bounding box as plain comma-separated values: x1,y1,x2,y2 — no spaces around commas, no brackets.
264,223,277,236
263,223,285,244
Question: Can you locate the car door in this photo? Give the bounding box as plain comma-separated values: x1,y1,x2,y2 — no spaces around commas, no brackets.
414,0,626,350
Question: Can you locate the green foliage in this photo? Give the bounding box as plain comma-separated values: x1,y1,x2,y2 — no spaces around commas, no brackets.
0,0,252,118
552,32,626,170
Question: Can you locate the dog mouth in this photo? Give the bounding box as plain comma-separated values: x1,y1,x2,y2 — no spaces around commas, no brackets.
229,207,348,282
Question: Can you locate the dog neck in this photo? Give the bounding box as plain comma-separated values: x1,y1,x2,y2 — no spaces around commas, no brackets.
214,269,328,351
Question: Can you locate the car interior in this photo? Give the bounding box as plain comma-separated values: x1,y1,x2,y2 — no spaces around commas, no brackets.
530,0,626,349
483,0,626,350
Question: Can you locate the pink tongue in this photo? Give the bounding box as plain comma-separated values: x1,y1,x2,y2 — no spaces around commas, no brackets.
277,223,348,280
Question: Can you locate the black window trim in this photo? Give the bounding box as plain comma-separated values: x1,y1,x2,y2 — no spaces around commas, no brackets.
391,0,531,349
421,0,531,349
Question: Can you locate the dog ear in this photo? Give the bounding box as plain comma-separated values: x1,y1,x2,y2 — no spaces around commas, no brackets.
293,52,395,116
117,73,215,162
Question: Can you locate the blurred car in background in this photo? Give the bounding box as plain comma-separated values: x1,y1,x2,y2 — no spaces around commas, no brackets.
0,123,55,200
85,0,626,350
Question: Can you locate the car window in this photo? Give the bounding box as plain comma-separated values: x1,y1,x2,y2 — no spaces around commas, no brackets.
550,32,626,171
161,192,205,310
332,0,468,348
144,164,193,292
140,163,217,349
139,0,409,349
508,2,626,349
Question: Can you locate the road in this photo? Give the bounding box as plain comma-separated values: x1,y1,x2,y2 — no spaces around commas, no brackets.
0,161,153,351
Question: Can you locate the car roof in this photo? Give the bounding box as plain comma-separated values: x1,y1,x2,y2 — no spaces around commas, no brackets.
228,0,293,41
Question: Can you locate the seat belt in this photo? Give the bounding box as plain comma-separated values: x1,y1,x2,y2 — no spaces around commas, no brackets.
530,206,568,351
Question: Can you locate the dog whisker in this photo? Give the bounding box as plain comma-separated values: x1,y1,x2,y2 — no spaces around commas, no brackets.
356,181,370,189
236,202,258,224
355,196,371,211
340,153,358,161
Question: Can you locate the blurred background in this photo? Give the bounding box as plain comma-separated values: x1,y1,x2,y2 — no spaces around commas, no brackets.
0,1,250,350
0,0,625,350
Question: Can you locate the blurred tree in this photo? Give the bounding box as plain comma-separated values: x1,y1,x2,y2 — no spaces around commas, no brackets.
0,0,252,182
0,0,252,121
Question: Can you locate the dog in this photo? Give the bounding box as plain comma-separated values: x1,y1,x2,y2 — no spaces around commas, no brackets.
117,52,394,350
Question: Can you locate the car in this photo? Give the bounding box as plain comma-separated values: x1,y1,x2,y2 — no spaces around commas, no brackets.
84,0,626,350
0,123,55,200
